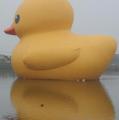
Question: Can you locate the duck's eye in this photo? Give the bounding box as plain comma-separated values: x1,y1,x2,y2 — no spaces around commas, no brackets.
15,14,20,24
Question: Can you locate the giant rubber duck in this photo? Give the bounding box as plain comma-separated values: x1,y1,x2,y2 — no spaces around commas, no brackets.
11,79,115,120
4,0,117,80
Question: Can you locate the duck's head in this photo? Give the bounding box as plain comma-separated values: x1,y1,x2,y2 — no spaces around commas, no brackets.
4,0,73,37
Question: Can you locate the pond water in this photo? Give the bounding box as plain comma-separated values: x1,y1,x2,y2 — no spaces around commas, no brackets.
0,74,119,120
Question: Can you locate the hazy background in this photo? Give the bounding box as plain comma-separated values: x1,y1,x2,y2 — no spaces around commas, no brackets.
0,0,119,55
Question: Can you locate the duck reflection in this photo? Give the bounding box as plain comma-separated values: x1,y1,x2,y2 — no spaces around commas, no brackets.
11,79,115,120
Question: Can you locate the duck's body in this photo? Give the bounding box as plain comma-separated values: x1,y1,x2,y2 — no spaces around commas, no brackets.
12,31,116,80
5,0,117,80
5,0,116,119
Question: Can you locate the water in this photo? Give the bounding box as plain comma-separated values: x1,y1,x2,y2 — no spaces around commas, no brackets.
0,74,118,120
0,77,16,118
101,75,119,120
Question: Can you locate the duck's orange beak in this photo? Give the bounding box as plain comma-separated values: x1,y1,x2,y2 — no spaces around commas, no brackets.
4,25,16,35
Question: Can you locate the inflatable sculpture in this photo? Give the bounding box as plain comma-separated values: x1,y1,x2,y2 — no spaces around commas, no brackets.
4,0,116,80
4,0,117,120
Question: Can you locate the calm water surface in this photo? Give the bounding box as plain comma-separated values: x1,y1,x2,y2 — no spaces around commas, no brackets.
0,75,119,120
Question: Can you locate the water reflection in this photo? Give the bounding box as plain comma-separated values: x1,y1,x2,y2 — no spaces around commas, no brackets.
11,79,115,120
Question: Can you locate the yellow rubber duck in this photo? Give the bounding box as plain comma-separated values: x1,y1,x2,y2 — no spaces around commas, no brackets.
11,79,115,120
5,0,117,80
